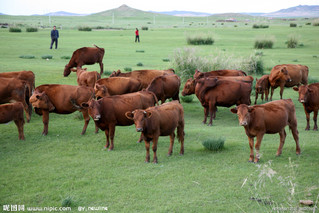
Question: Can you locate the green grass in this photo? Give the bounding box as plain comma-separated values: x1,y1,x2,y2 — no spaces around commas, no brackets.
0,15,319,212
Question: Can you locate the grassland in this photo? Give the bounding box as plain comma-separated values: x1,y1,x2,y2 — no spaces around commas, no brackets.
0,14,319,212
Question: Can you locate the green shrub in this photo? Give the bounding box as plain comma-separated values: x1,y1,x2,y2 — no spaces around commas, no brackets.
202,138,225,151
136,62,143,66
242,54,264,75
41,55,53,59
312,20,319,26
19,55,35,59
9,27,22,32
180,95,194,103
187,33,214,45
305,22,311,25
287,35,298,48
136,50,145,53
254,36,274,49
103,70,112,76
252,24,269,29
78,27,92,31
61,56,71,59
26,27,38,32
124,67,132,72
290,23,297,27
61,196,73,207
141,26,148,30
162,58,170,62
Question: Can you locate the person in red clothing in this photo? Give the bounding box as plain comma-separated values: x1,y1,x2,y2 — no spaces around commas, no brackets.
135,28,140,43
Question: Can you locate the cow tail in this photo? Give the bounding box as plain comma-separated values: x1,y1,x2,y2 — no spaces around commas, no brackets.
177,110,185,143
149,91,159,106
241,71,247,76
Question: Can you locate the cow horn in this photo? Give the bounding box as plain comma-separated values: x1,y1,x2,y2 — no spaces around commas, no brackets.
143,111,147,114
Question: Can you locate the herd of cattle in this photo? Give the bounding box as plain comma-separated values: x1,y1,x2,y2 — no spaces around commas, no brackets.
1,45,318,163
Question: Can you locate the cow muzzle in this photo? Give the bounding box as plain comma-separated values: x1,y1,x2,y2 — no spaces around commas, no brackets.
94,114,101,121
300,99,305,103
136,127,143,132
240,121,248,126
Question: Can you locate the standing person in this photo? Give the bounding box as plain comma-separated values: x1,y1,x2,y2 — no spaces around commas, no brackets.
135,28,140,43
50,26,59,49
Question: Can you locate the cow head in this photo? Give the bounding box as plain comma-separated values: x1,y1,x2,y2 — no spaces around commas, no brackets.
29,91,55,111
125,110,152,132
293,85,312,103
64,64,72,77
109,70,121,77
255,78,263,94
81,99,101,121
279,67,292,83
230,104,254,126
182,78,196,96
193,70,204,79
94,84,110,99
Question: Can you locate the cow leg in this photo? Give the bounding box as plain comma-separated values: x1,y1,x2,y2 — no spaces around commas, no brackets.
168,132,175,156
99,62,104,75
144,140,151,163
261,92,264,102
173,92,180,103
290,124,301,155
304,108,311,130
254,134,264,163
21,101,31,123
254,92,258,104
265,88,269,101
152,137,158,163
202,107,208,124
276,129,286,156
177,124,185,155
80,110,90,135
14,119,25,140
313,109,318,131
208,102,214,126
270,87,274,101
108,124,116,151
42,110,49,136
137,133,144,143
104,129,110,149
248,137,254,162
279,85,284,99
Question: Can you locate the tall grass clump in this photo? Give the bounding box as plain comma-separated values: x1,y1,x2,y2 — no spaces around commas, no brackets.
78,27,92,31
26,27,38,32
312,19,319,26
254,36,275,49
187,33,214,45
286,35,299,48
242,53,264,75
252,24,269,29
202,137,225,151
289,23,297,27
180,95,194,103
9,27,22,32
19,55,35,59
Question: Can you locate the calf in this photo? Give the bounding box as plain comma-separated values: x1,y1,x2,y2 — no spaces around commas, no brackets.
29,84,95,135
193,69,247,79
146,74,181,103
125,101,184,163
71,68,101,88
293,83,319,130
254,75,270,104
231,99,300,163
81,90,158,150
0,77,31,122
0,102,25,140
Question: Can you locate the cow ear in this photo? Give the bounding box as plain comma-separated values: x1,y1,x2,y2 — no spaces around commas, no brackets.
230,108,237,114
248,106,254,113
145,111,152,118
116,70,121,75
81,102,89,108
83,68,87,71
125,111,134,120
308,88,313,93
293,87,299,91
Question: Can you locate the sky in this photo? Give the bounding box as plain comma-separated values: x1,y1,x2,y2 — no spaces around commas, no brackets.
0,0,319,15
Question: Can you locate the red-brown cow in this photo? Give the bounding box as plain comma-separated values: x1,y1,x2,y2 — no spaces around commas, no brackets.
146,74,181,103
71,68,101,88
254,75,270,104
125,101,184,163
64,45,105,76
0,102,25,140
231,99,300,163
193,69,247,79
110,69,175,88
0,71,35,97
0,77,31,122
29,84,95,135
94,77,142,99
269,64,308,100
293,83,319,130
81,90,158,151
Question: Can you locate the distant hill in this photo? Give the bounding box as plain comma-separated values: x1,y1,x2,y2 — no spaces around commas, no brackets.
262,5,319,17
152,10,213,17
33,11,87,16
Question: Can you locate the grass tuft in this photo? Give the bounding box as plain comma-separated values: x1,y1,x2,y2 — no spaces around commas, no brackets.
202,137,225,151
41,55,53,59
61,56,71,59
187,33,214,45
9,27,22,32
180,95,194,103
26,27,38,32
19,55,35,59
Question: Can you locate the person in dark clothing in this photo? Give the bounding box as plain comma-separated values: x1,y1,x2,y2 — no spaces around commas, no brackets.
135,28,140,43
50,26,59,49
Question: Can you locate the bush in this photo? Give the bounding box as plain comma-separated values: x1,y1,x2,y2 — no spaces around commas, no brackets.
287,35,298,48
180,95,194,103
42,55,53,59
202,138,225,151
124,67,132,72
290,23,297,27
136,62,143,66
78,27,92,31
136,50,145,53
26,27,38,32
162,58,170,62
19,55,35,59
312,19,319,26
252,24,269,29
242,54,264,75
9,27,22,32
141,26,148,30
103,70,113,76
187,33,214,45
61,56,71,59
254,36,275,49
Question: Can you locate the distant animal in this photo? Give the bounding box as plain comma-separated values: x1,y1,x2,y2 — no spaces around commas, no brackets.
71,68,101,88
293,83,319,130
193,69,247,79
146,74,181,103
0,77,31,122
109,69,175,88
64,45,105,77
254,75,270,104
94,77,142,99
0,102,25,140
125,101,184,163
230,99,300,163
269,64,309,100
29,84,95,136
182,77,251,125
81,90,158,151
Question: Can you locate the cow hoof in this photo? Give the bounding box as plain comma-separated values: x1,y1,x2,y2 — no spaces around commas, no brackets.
145,160,150,163
248,160,254,163
305,128,310,131
207,123,212,126
314,128,318,131
108,149,113,151
167,153,172,157
136,141,142,143
179,153,184,156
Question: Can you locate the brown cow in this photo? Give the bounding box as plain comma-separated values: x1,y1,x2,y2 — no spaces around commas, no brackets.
94,77,142,99
125,101,184,163
64,45,105,76
269,64,309,100
0,77,31,122
193,69,247,79
109,69,175,88
254,75,270,104
81,90,158,151
231,99,300,163
293,83,319,130
29,84,95,136
71,68,101,88
0,102,25,140
146,74,181,103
